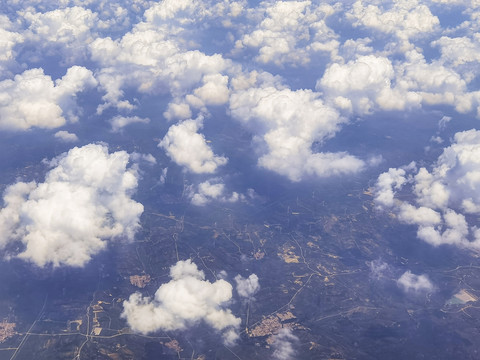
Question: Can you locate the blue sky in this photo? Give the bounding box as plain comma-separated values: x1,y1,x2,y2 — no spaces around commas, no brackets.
1,0,480,356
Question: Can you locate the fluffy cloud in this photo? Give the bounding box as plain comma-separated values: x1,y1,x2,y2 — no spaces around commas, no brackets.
143,0,206,24
394,51,467,109
109,115,150,132
0,66,97,130
163,100,192,122
0,16,24,67
22,6,97,44
272,328,299,360
318,55,395,113
54,130,78,142
230,83,365,181
17,6,101,64
235,1,339,65
189,179,243,206
347,0,440,51
432,35,480,67
319,49,471,114
374,129,480,249
374,167,409,208
89,12,230,112
0,144,143,267
187,73,230,108
234,274,260,299
122,259,241,345
190,180,225,206
397,271,435,293
159,118,227,174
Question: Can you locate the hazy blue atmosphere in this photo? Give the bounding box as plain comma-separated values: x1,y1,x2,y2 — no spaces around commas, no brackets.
1,0,480,359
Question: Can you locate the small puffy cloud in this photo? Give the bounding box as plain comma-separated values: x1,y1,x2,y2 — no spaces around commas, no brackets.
230,84,365,181
159,118,227,174
235,1,340,66
0,66,97,130
143,0,199,22
394,51,467,110
397,203,441,227
416,209,470,248
432,35,480,67
121,259,240,345
187,73,230,108
374,129,480,249
144,0,244,27
421,130,480,212
54,130,78,142
0,16,24,66
397,271,435,293
369,259,392,280
90,19,229,112
21,6,98,63
22,6,97,44
163,101,192,121
340,37,374,60
0,144,143,267
190,180,225,206
110,115,150,132
189,179,244,206
429,0,465,4
234,274,260,299
272,328,299,360
318,55,395,114
319,49,470,114
347,0,440,51
413,168,449,209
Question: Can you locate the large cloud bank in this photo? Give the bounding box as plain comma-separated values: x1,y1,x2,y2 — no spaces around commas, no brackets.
374,129,480,250
122,259,241,345
0,144,143,267
5,0,480,183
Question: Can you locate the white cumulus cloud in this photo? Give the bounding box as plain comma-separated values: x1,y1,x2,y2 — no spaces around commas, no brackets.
235,1,340,66
0,66,97,130
319,48,473,115
347,0,440,52
109,115,150,132
374,129,480,249
0,16,24,68
230,82,365,181
189,179,244,206
54,130,79,142
272,328,299,360
19,6,99,63
159,118,227,174
318,54,395,114
234,273,260,299
89,11,230,112
121,259,241,345
397,271,435,293
0,143,143,267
